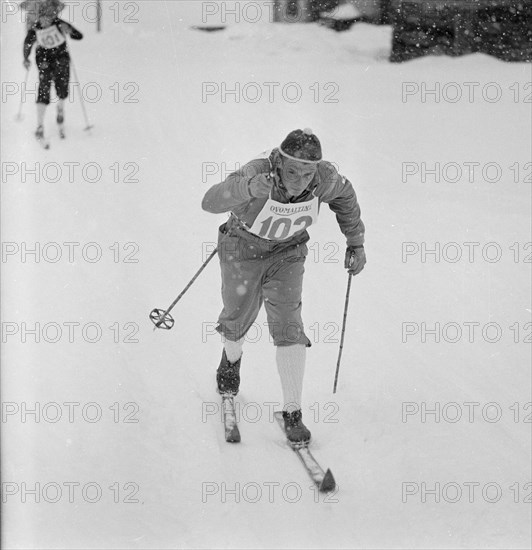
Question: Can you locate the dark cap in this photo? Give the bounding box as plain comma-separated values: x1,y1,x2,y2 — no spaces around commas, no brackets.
37,0,64,18
279,128,322,163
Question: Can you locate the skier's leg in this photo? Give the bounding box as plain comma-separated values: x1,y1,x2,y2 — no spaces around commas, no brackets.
215,225,266,394
57,99,64,124
276,343,311,443
263,249,311,442
263,252,311,443
55,53,69,124
262,253,310,348
215,226,264,343
215,264,258,394
36,102,47,129
36,58,51,136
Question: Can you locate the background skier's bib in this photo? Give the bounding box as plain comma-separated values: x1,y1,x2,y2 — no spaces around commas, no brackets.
248,195,319,241
36,26,65,49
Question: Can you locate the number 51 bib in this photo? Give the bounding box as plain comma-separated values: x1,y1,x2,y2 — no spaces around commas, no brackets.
36,26,66,49
248,194,319,241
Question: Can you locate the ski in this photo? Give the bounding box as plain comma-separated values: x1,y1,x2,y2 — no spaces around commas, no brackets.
221,394,241,443
274,411,336,492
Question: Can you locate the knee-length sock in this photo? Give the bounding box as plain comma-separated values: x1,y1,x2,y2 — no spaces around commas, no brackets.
276,344,306,413
224,337,244,363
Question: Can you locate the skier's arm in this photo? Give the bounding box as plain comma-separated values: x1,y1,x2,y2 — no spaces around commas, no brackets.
201,158,270,213
59,20,83,39
317,163,365,247
23,29,36,61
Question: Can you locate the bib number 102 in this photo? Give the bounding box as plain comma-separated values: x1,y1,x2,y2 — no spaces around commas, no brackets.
258,215,312,240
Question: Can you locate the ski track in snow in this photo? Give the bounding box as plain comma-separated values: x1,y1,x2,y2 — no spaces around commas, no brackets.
1,2,531,549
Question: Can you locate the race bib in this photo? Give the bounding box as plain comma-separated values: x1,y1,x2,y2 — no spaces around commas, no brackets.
36,26,65,49
248,195,319,241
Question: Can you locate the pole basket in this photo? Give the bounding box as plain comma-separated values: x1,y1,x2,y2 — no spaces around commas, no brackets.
149,308,175,330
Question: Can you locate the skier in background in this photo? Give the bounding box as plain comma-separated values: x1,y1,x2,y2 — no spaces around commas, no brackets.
202,128,366,443
23,1,82,143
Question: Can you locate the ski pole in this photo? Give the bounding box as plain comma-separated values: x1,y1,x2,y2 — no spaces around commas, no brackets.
16,68,30,121
69,54,93,131
151,209,250,330
332,272,353,393
150,247,219,330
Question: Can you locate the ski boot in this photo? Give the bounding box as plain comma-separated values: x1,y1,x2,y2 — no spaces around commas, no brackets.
282,409,311,445
216,349,241,396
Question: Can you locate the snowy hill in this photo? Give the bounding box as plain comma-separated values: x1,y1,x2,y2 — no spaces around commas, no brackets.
1,1,531,549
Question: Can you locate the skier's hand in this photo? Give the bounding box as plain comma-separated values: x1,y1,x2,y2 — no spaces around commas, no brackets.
60,22,83,40
23,59,30,70
248,173,274,199
344,245,366,276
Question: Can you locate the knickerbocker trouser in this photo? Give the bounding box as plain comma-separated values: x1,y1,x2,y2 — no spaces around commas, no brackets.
215,222,311,347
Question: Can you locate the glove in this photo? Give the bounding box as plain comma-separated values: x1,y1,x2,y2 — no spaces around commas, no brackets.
344,245,366,276
248,173,274,199
23,59,30,70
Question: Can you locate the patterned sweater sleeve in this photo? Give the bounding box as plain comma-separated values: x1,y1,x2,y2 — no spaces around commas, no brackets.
201,158,270,213
59,19,83,39
317,163,365,247
23,28,37,60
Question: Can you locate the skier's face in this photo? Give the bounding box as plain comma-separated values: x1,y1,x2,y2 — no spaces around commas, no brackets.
39,15,53,27
280,158,317,197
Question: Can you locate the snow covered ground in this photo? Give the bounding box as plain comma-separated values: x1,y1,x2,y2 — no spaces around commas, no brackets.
1,1,531,548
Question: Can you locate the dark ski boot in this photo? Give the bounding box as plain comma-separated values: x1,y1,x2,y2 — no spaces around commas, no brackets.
282,409,311,444
216,349,241,396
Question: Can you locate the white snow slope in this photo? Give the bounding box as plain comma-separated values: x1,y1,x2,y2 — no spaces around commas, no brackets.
1,1,531,549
